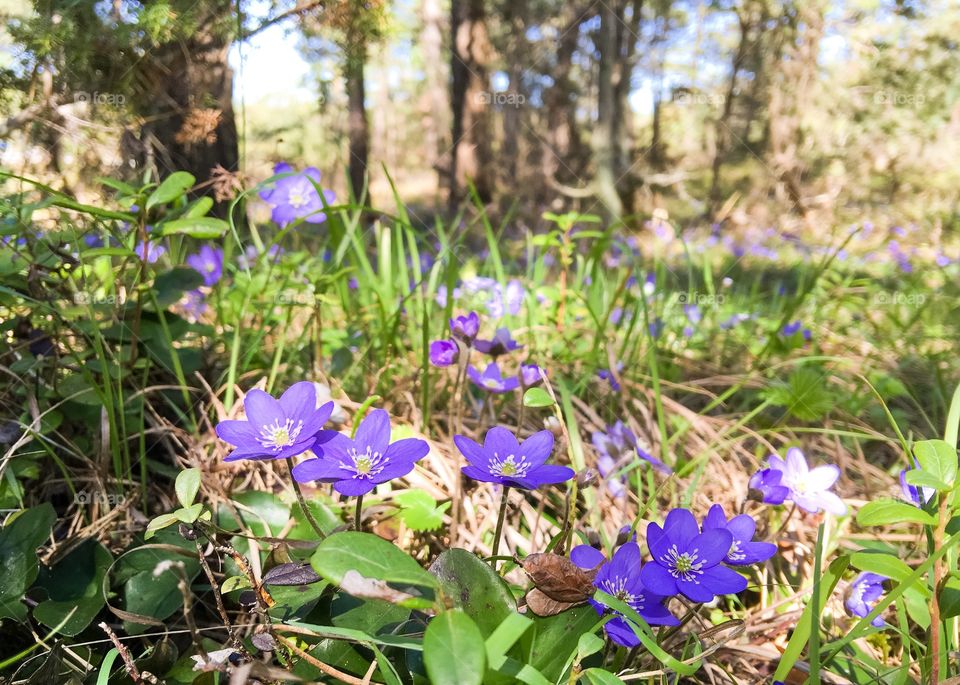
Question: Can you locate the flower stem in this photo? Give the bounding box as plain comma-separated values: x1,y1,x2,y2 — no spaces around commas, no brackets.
355,494,364,531
286,458,326,540
491,487,510,564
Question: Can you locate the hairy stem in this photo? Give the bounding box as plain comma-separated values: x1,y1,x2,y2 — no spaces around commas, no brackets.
286,458,326,539
491,486,511,564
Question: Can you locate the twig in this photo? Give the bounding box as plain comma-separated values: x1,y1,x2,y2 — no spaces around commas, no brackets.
195,540,236,646
286,458,327,539
98,622,162,684
274,634,384,685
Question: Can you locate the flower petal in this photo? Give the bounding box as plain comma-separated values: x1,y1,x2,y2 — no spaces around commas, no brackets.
483,426,521,461
215,420,257,447
806,464,841,491
725,514,757,542
661,508,699,547
702,504,727,530
454,434,488,466
526,464,575,486
676,576,716,603
384,438,430,465
278,382,316,421
785,447,808,476
334,478,377,496
639,562,678,597
462,465,502,484
355,409,391,455
690,529,733,566
700,565,748,596
603,616,641,647
299,402,335,439
570,545,606,571
318,433,354,462
292,458,353,483
244,388,284,427
372,459,418,483
728,541,777,565
519,430,554,467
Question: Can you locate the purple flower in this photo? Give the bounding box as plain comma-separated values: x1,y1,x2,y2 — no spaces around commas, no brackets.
455,427,574,489
450,312,480,343
135,240,165,263
702,504,776,566
216,382,334,462
182,289,207,318
292,409,429,496
844,572,887,627
640,508,747,602
519,364,544,387
429,339,459,367
765,447,846,515
571,542,678,647
900,460,935,506
467,362,520,393
259,162,336,226
474,327,522,356
450,312,480,345
781,320,811,341
748,468,790,505
186,245,224,286
591,421,672,481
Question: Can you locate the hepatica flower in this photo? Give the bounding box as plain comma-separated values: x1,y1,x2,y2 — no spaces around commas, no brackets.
571,542,678,647
781,320,812,341
468,362,520,393
292,409,429,496
216,382,334,461
763,447,846,515
748,468,790,505
259,162,336,226
592,421,672,478
186,245,224,286
450,311,480,343
474,327,522,356
429,339,459,367
520,363,544,387
640,508,747,603
844,572,887,627
702,504,776,565
135,240,166,264
455,427,574,489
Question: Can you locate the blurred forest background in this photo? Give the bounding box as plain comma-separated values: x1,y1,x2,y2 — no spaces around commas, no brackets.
1,0,958,230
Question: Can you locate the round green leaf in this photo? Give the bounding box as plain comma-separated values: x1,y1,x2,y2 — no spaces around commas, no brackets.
312,531,439,591
423,609,486,685
146,171,195,210
429,549,516,638
175,468,201,508
523,388,554,408
914,439,958,488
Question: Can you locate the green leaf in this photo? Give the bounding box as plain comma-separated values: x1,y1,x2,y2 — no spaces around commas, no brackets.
218,491,291,538
523,388,554,408
903,584,931,628
220,575,251,594
582,669,626,685
152,267,205,309
913,439,958,488
34,540,111,636
904,469,949,492
157,217,228,239
423,610,486,685
312,531,439,591
146,171,195,211
174,503,204,524
183,196,214,218
939,577,960,619
856,499,936,527
429,549,516,639
0,503,56,620
762,366,834,421
175,468,201,508
394,491,449,531
144,512,179,539
850,550,918,585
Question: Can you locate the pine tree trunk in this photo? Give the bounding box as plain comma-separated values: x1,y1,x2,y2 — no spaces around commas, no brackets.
346,51,370,201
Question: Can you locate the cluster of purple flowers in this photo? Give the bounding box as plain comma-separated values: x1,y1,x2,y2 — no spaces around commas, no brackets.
572,505,775,647
182,245,225,318
436,277,525,318
216,382,429,497
429,311,544,394
749,447,846,516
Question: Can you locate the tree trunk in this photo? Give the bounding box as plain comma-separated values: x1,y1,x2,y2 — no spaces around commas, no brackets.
346,50,370,201
137,8,238,213
593,1,623,218
449,0,494,209
420,0,449,199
